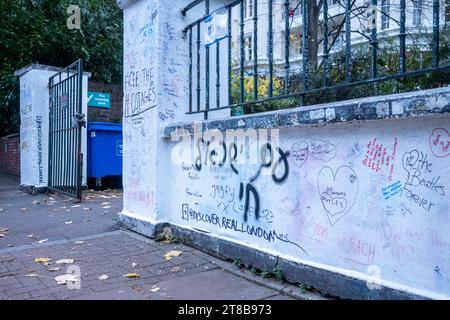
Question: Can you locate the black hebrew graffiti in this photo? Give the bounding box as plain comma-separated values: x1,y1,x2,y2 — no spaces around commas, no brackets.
195,140,290,222
317,165,359,226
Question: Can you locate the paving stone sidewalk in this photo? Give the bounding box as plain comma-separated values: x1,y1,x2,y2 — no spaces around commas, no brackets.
0,174,326,300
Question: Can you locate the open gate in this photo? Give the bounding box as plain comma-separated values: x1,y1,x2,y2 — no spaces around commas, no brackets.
48,60,86,200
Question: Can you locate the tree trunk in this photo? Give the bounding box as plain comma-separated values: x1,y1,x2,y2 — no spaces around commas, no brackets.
308,0,320,71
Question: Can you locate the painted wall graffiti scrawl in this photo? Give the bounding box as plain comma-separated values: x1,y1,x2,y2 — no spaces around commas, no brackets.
165,118,450,297
119,0,450,299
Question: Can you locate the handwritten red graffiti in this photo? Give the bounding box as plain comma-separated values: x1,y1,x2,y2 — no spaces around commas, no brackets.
429,128,450,158
362,137,398,182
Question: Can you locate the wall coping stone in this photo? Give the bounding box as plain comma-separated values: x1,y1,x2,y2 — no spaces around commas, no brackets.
14,64,92,78
162,86,450,140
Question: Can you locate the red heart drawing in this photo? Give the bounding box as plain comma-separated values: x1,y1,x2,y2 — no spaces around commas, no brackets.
429,128,450,158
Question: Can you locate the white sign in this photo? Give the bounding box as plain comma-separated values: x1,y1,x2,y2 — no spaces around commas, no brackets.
204,8,228,47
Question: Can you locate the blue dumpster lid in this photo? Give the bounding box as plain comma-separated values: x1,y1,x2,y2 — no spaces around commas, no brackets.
88,122,122,132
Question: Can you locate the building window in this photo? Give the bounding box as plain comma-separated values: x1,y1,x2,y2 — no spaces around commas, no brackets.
381,0,390,30
413,0,422,26
243,0,253,19
283,0,301,19
366,0,376,33
244,35,253,61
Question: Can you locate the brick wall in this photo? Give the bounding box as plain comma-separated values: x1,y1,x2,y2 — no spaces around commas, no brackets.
88,81,123,123
0,133,20,176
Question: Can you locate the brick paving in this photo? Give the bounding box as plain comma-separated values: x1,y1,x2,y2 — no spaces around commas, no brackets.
0,231,303,300
0,174,326,300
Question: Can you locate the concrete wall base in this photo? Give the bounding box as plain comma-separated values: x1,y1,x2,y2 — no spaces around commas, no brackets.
19,185,48,195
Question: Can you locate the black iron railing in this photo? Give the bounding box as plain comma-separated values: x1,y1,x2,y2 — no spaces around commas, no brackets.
183,0,450,120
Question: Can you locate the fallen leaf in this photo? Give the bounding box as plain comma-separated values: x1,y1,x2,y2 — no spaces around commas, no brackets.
43,262,52,266
56,259,74,264
102,206,111,209
132,262,139,267
164,250,182,261
150,287,160,293
71,205,81,208
171,266,182,272
47,267,60,272
34,257,52,263
32,200,40,205
98,275,109,281
65,221,73,225
28,234,34,238
74,241,85,245
21,208,26,212
0,208,4,211
26,274,40,278
123,273,140,278
0,234,5,238
83,208,91,211
55,274,79,285
37,239,48,244
101,202,110,205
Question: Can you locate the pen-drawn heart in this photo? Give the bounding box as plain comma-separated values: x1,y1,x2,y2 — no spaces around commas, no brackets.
402,149,419,171
291,141,309,168
429,128,450,158
317,166,359,226
309,139,337,162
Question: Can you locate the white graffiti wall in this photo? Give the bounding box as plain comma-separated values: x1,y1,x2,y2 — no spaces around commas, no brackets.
122,0,159,220
166,117,450,298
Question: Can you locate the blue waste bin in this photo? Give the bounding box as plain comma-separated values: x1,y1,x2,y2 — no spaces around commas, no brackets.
87,122,123,189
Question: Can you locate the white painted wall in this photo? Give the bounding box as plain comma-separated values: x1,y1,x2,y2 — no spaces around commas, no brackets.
119,0,450,299
121,0,229,223
165,116,450,299
17,65,89,189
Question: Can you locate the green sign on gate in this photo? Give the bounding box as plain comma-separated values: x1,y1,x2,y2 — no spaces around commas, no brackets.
88,92,111,109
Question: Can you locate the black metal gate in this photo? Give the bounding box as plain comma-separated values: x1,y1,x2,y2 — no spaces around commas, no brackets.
48,59,85,200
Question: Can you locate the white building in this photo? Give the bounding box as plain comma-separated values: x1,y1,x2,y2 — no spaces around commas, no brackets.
230,0,449,72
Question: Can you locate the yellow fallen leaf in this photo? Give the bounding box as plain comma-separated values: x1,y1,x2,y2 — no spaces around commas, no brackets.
150,287,160,292
164,250,182,261
34,257,52,263
123,273,140,278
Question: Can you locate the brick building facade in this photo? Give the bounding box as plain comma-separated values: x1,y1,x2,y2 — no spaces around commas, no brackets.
87,81,123,123
0,133,20,176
